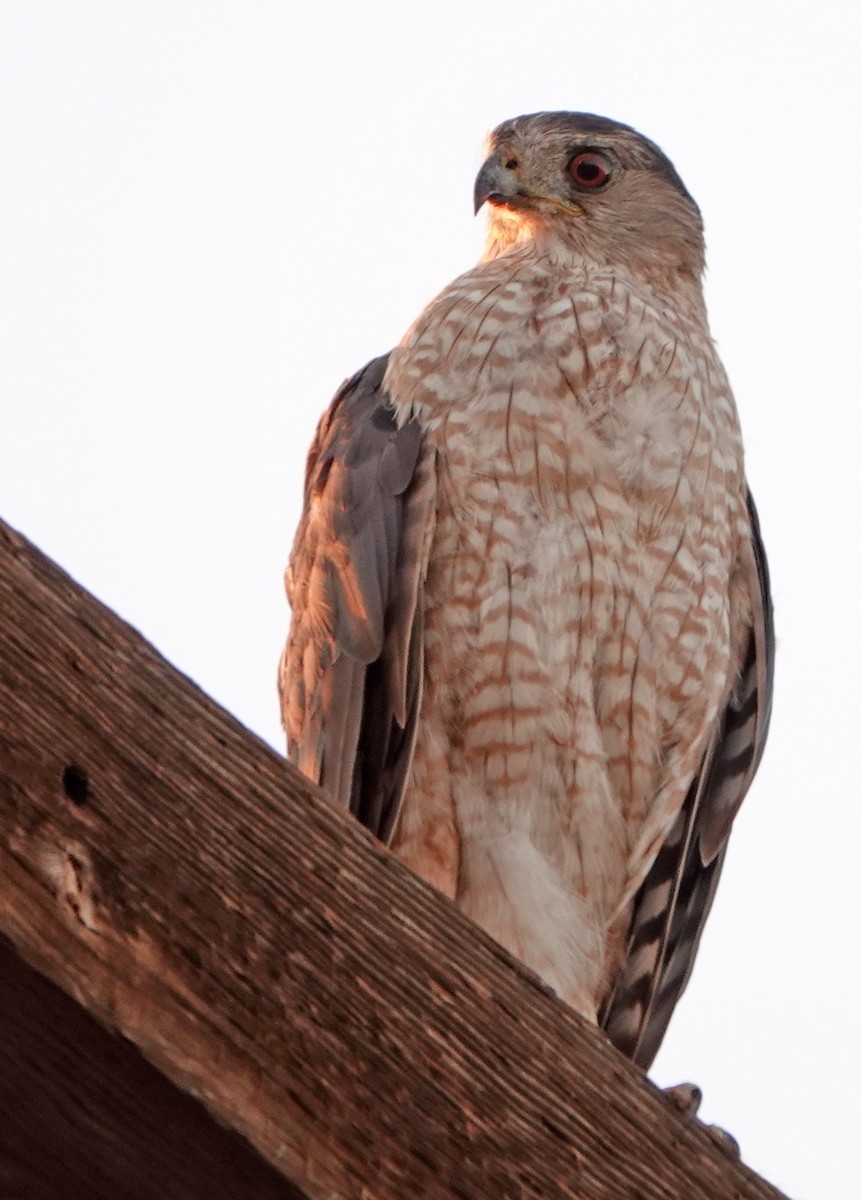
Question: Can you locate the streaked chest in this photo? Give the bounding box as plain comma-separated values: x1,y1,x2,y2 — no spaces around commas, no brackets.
386,253,744,560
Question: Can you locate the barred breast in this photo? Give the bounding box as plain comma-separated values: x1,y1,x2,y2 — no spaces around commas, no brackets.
383,244,748,1016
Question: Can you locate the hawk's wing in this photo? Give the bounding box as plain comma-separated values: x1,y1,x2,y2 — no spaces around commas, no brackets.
279,353,436,841
599,490,775,1068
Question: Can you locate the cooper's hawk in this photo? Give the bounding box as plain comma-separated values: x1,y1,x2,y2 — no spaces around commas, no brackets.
280,111,773,1069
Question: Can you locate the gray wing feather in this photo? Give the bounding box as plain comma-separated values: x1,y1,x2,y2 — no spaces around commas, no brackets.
279,354,435,838
600,489,774,1068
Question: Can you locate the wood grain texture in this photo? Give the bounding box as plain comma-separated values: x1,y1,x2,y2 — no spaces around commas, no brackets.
0,934,308,1200
0,518,787,1200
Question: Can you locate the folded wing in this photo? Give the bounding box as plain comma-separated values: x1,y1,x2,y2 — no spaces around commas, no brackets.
600,491,775,1068
279,354,436,841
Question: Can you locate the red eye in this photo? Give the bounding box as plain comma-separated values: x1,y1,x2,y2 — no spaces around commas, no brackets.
569,151,611,189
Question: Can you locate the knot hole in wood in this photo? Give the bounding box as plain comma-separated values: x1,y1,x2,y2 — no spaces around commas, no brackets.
62,763,89,806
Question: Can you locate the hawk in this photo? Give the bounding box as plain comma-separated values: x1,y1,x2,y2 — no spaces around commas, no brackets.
280,112,774,1069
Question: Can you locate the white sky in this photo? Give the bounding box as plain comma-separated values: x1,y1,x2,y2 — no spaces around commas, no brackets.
2,3,859,1196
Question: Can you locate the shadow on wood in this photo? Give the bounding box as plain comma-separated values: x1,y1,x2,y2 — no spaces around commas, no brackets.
0,933,307,1200
0,518,787,1200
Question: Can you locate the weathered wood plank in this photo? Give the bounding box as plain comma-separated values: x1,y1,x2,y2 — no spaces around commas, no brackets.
0,934,308,1200
0,517,787,1200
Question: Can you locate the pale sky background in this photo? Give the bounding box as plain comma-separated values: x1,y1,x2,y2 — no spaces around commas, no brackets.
2,2,859,1196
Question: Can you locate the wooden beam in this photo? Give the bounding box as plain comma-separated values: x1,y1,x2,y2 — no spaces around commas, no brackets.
0,518,787,1200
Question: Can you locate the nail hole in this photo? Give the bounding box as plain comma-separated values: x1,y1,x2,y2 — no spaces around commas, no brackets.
62,764,89,806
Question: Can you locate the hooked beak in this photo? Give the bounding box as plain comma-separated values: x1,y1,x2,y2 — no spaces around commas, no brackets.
474,154,512,214
474,153,586,219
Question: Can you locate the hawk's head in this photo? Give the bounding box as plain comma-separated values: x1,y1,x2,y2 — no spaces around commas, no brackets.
475,112,704,277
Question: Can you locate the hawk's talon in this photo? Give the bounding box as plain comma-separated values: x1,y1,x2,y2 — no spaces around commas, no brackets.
661,1081,702,1121
705,1123,741,1160
662,1083,741,1159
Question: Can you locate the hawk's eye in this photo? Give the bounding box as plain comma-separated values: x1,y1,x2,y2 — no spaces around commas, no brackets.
569,151,611,189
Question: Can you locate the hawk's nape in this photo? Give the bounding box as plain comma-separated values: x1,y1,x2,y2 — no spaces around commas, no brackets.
280,111,774,1069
